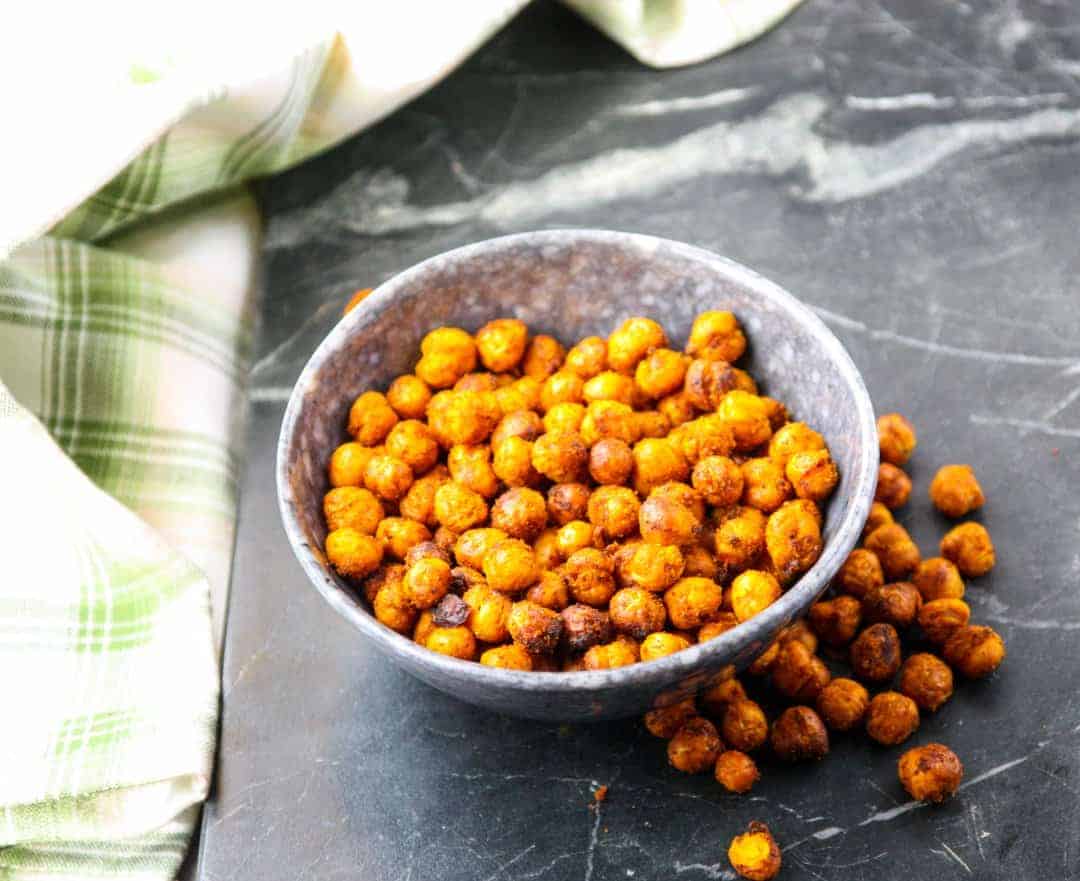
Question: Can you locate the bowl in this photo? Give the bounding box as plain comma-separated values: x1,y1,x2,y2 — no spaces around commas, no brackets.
277,230,877,722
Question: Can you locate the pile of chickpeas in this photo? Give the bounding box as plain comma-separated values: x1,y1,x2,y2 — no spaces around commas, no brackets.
323,311,838,676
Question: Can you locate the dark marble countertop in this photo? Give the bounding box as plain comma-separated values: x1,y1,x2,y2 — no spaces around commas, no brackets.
197,2,1080,879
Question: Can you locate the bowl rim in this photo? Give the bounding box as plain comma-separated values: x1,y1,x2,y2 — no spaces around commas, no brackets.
277,229,878,694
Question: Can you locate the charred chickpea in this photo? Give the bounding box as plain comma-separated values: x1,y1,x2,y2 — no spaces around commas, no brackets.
624,543,685,592
433,482,489,533
877,413,917,466
912,557,965,602
448,564,484,595
900,653,954,711
640,494,701,546
531,432,589,484
875,463,912,510
768,422,825,468
667,717,723,774
607,317,667,373
635,348,690,400
713,506,767,571
548,482,591,526
399,466,450,527
898,743,963,803
658,391,699,428
588,486,642,540
376,517,432,561
427,389,500,447
640,632,692,661
729,570,782,623
447,444,499,498
786,449,839,502
403,557,452,609
834,548,884,599
609,588,667,640
698,611,740,642
728,821,780,881
521,334,566,380
373,577,417,634
584,637,640,670
364,453,413,501
492,409,544,447
491,487,548,541
480,643,534,670
721,699,769,752
771,706,829,761
930,464,985,518
771,640,831,701
850,622,902,683
815,678,870,731
404,540,451,569
462,585,512,643
564,335,608,378
644,699,697,738
717,391,773,451
918,598,971,644
385,420,439,474
492,436,539,487
864,523,921,580
589,438,634,485
348,391,398,445
525,570,571,611
741,458,792,514
363,563,404,605
415,327,477,389
386,375,432,420
687,311,746,363
765,500,823,584
543,401,587,435
583,371,637,406
866,691,920,746
329,442,378,487
940,522,995,577
506,600,563,654
563,548,617,607
482,538,540,594
560,603,614,653
692,456,744,508
324,486,384,534
632,438,690,496
539,369,585,411
683,358,743,411
943,624,1006,679
863,501,895,539
664,577,723,630
474,318,528,373
809,595,863,646
862,581,922,629
326,528,384,579
425,626,476,660
454,527,508,570
556,520,601,558
715,751,760,794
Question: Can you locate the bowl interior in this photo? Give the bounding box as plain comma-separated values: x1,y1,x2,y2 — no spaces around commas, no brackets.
278,231,876,721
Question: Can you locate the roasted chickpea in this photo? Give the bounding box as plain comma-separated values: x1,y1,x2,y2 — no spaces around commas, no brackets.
786,449,839,502
729,570,781,622
899,652,954,712
584,637,640,670
741,458,792,513
698,671,745,714
808,595,863,646
326,527,384,579
399,466,450,527
324,486,384,534
940,522,995,577
850,622,902,683
717,391,773,451
864,523,921,580
685,310,745,362
477,533,541,592
628,439,686,496
863,501,894,539
532,432,589,484
363,563,404,605
640,632,692,662
506,600,562,654
490,487,547,541
778,619,819,654
329,442,377,487
448,564,485,595
560,603,613,653
866,691,920,745
682,544,719,580
862,581,922,629
929,464,985,518
548,482,591,526
771,641,831,701
711,750,758,794
747,640,781,676
608,588,667,640
918,598,971,644
385,374,432,420
689,456,741,508
698,611,739,642
489,437,536,488
474,318,528,372
521,334,566,380
525,569,570,610
532,529,561,572
425,625,476,660
413,610,437,645
385,420,439,474
834,548,884,599
589,438,634,485
727,821,781,881
665,577,723,630
672,415,737,466
943,624,1006,679
636,409,670,439
433,482,489,533
563,335,607,378
363,453,413,501
644,699,697,738
667,716,722,773
768,422,825,468
563,548,617,607
556,520,601,558
403,557,451,609
875,462,912,510
815,678,869,731
713,506,767,571
427,389,500,447
657,391,699,428
416,327,477,388
492,409,544,447
640,494,701,547
539,369,585,411
682,358,742,410
480,643,534,670
347,391,398,445
588,486,642,540
433,526,459,553
765,500,823,583
373,578,417,634
877,413,917,466
454,372,499,393
635,348,690,400
462,585,512,643
543,401,587,435
454,527,507,570
404,540,452,570
898,743,963,803
495,377,542,416
623,543,685,592
771,706,829,761
912,557,965,602
447,444,498,497
608,317,667,372
583,370,637,406
721,699,769,752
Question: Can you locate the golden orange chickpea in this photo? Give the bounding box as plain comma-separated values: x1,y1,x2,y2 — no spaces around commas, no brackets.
717,390,773,451
588,486,642,540
491,409,544,447
747,640,781,676
506,600,563,654
900,653,954,711
533,528,563,571
877,413,917,466
862,581,922,629
671,415,736,465
525,570,570,611
373,578,417,634
475,318,528,372
786,449,839,502
698,611,740,642
765,499,823,584
385,375,432,420
403,557,452,609
771,640,831,701
850,622,902,683
682,544,719,580
413,609,437,646
452,527,505,570
771,706,829,761
547,482,591,526
376,517,432,561
657,391,699,428
815,678,870,731
425,625,476,660
667,716,723,774
326,527,384,579
912,557,965,602
580,400,640,446
863,501,894,539
584,638,640,670
665,577,723,629
398,466,449,527
715,750,760,794
741,458,792,514
462,585,512,643
768,422,826,468
940,522,995,577
639,494,701,547
446,445,497,499
607,317,667,372
363,453,413,501
930,464,985,518
404,541,451,570
623,543,685,592
454,373,499,393
690,456,742,508
636,409,670,439
687,311,746,363
416,327,477,388
539,369,585,411
329,442,378,487
583,370,637,406
564,335,607,378
531,431,589,484
560,603,614,653
448,564,484,595
729,570,782,622
682,358,743,411
563,548,617,607
494,377,541,416
833,548,884,599
482,538,540,594
808,595,863,646
480,643,534,670
427,389,500,447
362,563,404,605
698,671,746,714
609,587,667,640
943,624,1006,679
347,391,398,445
644,699,697,738
918,598,971,644
543,401,587,435
491,487,548,541
640,632,692,662
866,691,920,746
323,486,384,534
556,520,601,558
713,505,767,571
864,523,921,580
385,420,439,475
721,699,769,752
589,438,634,485
521,334,566,380
433,482,489,533
492,436,539,488
433,527,459,553
635,348,690,400
727,821,781,881
898,743,963,803
875,462,912,510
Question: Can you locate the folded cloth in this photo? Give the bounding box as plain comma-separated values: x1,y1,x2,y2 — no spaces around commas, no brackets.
0,3,801,878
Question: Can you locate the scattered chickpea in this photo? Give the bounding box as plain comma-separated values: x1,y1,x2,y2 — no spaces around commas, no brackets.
815,678,870,731
864,523,921,580
918,598,971,644
667,717,723,773
898,743,963,803
698,671,746,715
900,653,954,711
930,464,985,518
862,581,922,629
722,699,769,752
771,706,829,761
715,750,760,794
771,640,831,701
943,624,1006,679
850,623,902,683
865,691,920,746
940,522,995,577
727,821,781,881
765,500,824,584
686,311,746,363
809,595,863,646
912,557,965,602
877,413,917,465
875,462,912,510
644,698,697,738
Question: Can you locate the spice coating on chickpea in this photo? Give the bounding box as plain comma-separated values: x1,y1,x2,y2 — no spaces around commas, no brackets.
898,743,963,803
699,673,746,715
715,751,760,794
930,464,985,518
722,699,769,752
875,462,912,510
447,444,499,497
521,334,566,380
462,586,512,643
525,570,570,611
506,601,563,654
877,413,917,466
364,454,413,501
563,548,617,607
556,520,600,558
385,374,432,420
640,631,692,662
768,422,825,468
834,548,884,599
324,486,384,534
399,467,449,526
699,612,739,643
772,640,831,701
728,821,781,881
687,311,747,363
713,506,767,570
665,577,723,630
539,369,585,412
492,437,538,488
672,415,736,465
692,456,743,508
480,643,533,670
667,717,723,774
474,318,528,373
850,623,902,683
416,327,477,388
373,579,417,634
635,348,690,400
347,391,398,445
717,391,773,451
403,557,451,609
386,420,439,474
543,401,586,435
918,598,971,644
912,557,965,602
900,653,954,711
771,706,829,761
765,500,823,584
588,486,642,540
640,494,701,547
584,638,639,670
326,528,384,579
943,624,1006,678
815,678,870,731
862,581,922,629
864,523,921,580
607,317,667,372
433,482,488,533
560,603,613,654
729,570,782,622
329,442,377,487
609,588,667,640
657,391,699,429
741,458,792,513
589,438,634,486
491,409,544,447
425,625,476,660
548,482,591,526
490,487,548,540
624,543,685,592
940,522,995,577
683,358,742,411
482,538,540,594
531,432,589,484
644,698,697,738
786,449,839,502
427,390,500,447
809,595,863,646
866,691,920,746
632,438,689,496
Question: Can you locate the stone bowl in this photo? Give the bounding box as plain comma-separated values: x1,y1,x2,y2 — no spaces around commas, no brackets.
277,230,877,722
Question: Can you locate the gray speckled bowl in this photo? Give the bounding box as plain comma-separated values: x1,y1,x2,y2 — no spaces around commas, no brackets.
277,230,877,722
